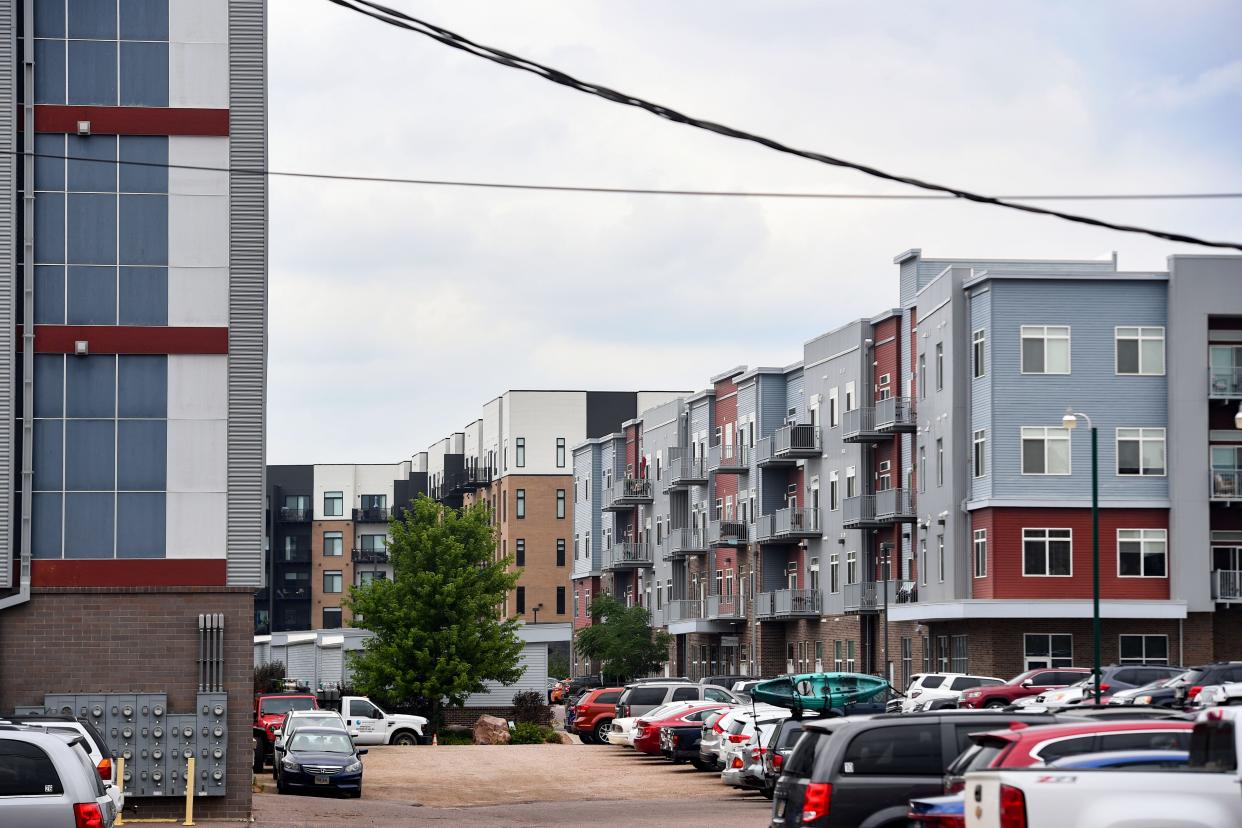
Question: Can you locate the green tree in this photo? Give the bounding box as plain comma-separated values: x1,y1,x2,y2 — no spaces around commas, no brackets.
574,594,672,683
344,496,524,729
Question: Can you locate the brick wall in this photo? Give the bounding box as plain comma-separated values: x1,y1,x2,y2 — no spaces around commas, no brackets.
0,588,253,819
497,474,574,622
312,519,355,626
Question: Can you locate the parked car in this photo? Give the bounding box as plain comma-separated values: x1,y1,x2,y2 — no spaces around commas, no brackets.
1106,674,1185,707
2,713,122,814
769,710,1060,828
562,675,604,703
759,715,822,800
954,719,1192,774
337,696,427,746
908,792,965,828
721,714,787,791
958,668,1091,709
1025,665,1184,707
1046,749,1189,768
0,726,116,827
274,710,349,781
901,674,1005,712
254,692,319,771
632,705,726,755
570,687,624,745
610,700,721,747
276,727,367,798
661,714,715,763
1171,662,1242,707
701,674,753,689
699,703,787,771
614,681,736,720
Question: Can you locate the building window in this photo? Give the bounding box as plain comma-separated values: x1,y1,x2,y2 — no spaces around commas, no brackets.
973,430,986,478
1119,634,1169,666
844,381,856,412
323,531,342,557
834,641,843,671
846,550,857,585
901,638,913,689
809,558,819,591
516,489,526,519
322,608,342,629
556,586,566,615
919,539,927,586
574,590,580,618
725,569,735,597
1118,528,1167,578
515,437,525,468
936,439,944,486
918,354,926,398
829,471,839,510
973,529,987,578
972,329,986,378
829,553,840,593
951,635,969,674
1023,528,1073,577
935,342,944,390
357,570,385,587
557,437,566,468
1117,428,1166,476
1022,427,1071,475
573,534,580,559
323,571,343,594
515,538,525,566
556,539,566,567
919,446,926,493
324,491,343,517
516,587,525,614
1116,327,1165,375
846,640,856,672
936,636,950,671
828,388,839,427
556,489,566,519
922,636,931,673
1020,325,1071,374
1024,633,1073,669
845,466,857,499
938,536,945,583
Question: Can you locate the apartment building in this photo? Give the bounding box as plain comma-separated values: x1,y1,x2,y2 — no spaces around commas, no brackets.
572,250,1242,686
0,1,265,818
257,462,427,634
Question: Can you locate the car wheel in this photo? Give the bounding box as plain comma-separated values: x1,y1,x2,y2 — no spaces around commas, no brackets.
276,775,288,795
253,741,265,773
578,731,597,745
762,784,775,801
691,758,712,771
392,731,419,746
594,719,612,744
985,700,1008,709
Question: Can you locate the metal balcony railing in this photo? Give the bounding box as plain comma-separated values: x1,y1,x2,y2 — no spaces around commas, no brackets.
707,595,747,620
274,586,310,600
606,541,653,570
664,528,707,559
353,507,391,522
1209,368,1242,399
876,488,916,522
757,424,821,466
278,507,312,522
1213,570,1242,602
666,454,708,488
278,547,311,564
755,589,821,619
352,548,389,564
1212,470,1242,500
875,397,917,432
755,508,821,543
842,495,877,528
602,478,654,510
664,599,702,623
841,407,881,442
842,580,901,613
706,519,749,546
707,444,750,474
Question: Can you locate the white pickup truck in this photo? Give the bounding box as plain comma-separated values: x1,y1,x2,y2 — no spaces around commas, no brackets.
339,696,429,746
965,707,1242,828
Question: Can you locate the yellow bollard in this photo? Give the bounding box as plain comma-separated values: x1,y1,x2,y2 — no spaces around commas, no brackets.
115,756,125,826
183,757,195,826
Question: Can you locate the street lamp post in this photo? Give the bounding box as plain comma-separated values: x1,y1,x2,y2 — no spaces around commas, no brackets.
1063,409,1101,705
532,603,544,624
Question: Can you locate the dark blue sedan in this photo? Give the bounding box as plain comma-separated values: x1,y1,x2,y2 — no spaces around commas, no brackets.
276,727,367,798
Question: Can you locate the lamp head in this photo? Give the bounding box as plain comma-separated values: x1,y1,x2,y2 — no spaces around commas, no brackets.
1062,408,1078,430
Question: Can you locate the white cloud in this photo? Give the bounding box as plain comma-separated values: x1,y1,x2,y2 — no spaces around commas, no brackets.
1129,59,1242,108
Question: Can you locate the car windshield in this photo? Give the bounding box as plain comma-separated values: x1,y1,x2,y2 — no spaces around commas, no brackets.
261,697,316,715
290,716,341,731
288,732,354,754
1171,670,1205,687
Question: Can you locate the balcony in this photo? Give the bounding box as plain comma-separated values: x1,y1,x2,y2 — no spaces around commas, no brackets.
1213,570,1242,603
706,519,749,547
707,444,750,475
841,406,885,443
758,423,822,468
602,478,654,511
664,599,702,623
842,489,915,528
1212,470,1242,501
756,507,821,544
875,397,917,433
1210,368,1242,399
352,548,389,564
277,547,311,565
352,507,391,523
842,580,903,613
274,586,310,600
606,541,653,570
279,507,312,522
706,595,747,621
451,465,494,493
664,528,708,559
755,589,821,620
666,454,708,489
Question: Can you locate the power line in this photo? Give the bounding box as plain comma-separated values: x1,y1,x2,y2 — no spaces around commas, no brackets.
325,0,1242,252
17,148,1242,202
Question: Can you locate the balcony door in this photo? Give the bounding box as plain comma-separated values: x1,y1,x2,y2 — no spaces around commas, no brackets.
786,562,798,590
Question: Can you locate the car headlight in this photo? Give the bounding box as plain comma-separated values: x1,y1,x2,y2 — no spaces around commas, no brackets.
281,758,301,772
343,760,362,774
1135,695,1153,705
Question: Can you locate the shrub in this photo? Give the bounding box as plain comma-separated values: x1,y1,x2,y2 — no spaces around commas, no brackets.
254,662,285,695
511,690,552,725
434,730,473,746
510,722,555,744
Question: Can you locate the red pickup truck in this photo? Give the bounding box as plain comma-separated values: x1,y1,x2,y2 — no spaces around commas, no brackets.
253,693,318,771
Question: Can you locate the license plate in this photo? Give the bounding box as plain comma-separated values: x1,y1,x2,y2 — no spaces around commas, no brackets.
775,798,786,818
314,775,330,785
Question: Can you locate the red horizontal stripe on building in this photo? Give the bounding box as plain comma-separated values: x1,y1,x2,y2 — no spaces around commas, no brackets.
33,105,229,136
33,559,228,588
19,325,229,355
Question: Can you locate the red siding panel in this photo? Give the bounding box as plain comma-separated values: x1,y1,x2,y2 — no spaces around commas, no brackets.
33,559,228,587
23,325,229,354
34,105,230,136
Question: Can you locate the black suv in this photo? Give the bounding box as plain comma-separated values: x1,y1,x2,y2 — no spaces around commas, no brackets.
770,710,1058,828
1177,662,1242,706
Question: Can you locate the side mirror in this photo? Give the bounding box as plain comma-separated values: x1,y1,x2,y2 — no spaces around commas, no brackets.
357,749,368,756
1020,680,1034,688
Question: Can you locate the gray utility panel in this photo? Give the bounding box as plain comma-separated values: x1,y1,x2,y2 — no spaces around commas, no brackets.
30,692,227,797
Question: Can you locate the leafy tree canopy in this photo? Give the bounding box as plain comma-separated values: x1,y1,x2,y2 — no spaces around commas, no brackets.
574,594,672,683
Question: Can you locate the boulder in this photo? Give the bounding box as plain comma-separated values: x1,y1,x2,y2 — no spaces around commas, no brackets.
472,715,511,745
550,730,576,745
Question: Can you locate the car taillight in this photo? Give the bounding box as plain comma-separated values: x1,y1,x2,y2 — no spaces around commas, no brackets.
672,735,680,747
773,753,783,769
1098,684,1111,693
750,746,766,761
96,757,112,782
727,733,748,743
731,756,743,769
575,706,588,716
73,803,105,828
620,705,630,717
999,784,1027,828
800,782,831,823
1188,686,1204,699
712,721,725,734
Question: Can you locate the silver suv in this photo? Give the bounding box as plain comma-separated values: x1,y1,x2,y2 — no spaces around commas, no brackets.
0,727,116,827
615,681,738,719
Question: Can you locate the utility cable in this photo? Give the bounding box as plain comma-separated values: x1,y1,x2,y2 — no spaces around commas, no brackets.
325,0,1242,251
14,148,1242,202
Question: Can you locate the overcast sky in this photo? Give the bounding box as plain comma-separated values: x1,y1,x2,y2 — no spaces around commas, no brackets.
266,0,1242,465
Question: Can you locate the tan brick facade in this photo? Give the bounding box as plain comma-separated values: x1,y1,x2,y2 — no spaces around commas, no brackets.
311,520,355,627
487,475,573,623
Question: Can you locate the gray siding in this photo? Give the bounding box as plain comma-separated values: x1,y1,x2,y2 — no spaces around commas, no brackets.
758,375,787,437
785,368,805,421
571,444,598,580
226,0,268,586
968,287,993,501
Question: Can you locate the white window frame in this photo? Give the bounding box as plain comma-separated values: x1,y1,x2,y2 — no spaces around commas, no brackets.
829,553,840,593
1021,427,1072,476
936,438,944,486
828,388,839,428
845,466,857,499
829,471,839,510
844,381,856,413
846,550,857,585
1117,528,1168,578
1023,528,1073,577
919,539,927,586
1115,326,1166,376
1116,428,1167,477
1020,325,1071,375
1023,633,1074,670
972,329,986,379
1119,634,1170,666
973,529,987,578
938,536,945,583
935,342,944,390
973,429,987,478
